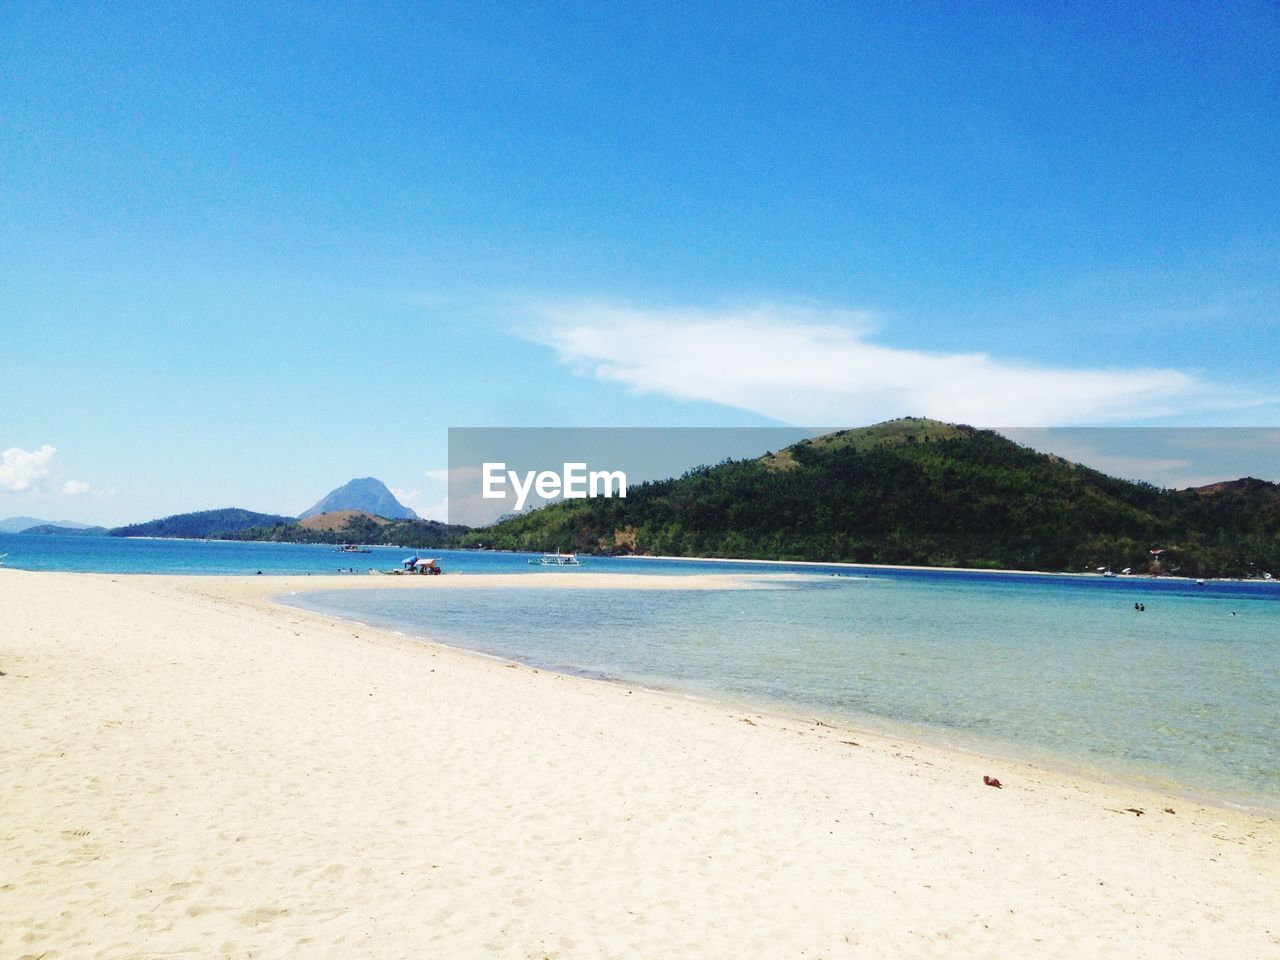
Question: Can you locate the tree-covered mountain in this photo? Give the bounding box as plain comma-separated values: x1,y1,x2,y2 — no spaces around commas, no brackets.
459,418,1280,578
299,478,417,520
110,508,296,539
222,514,467,548
18,524,109,536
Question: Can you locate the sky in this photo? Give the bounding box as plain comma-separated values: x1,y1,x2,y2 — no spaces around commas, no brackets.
2,1,1278,525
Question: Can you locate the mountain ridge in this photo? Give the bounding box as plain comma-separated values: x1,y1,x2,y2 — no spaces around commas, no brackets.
18,524,109,536
461,418,1279,578
110,508,296,539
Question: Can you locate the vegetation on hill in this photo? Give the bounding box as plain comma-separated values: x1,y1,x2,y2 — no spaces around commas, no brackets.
104,505,460,548
458,418,1280,578
0,516,95,533
297,510,390,533
110,508,296,539
18,524,109,536
222,515,467,548
95,420,1279,578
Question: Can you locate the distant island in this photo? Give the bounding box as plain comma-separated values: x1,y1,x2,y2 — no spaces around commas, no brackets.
110,508,296,539
6,421,1276,579
18,523,109,536
100,479,467,548
0,516,99,534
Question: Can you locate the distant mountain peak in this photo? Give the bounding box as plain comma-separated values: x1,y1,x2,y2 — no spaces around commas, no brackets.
299,478,417,521
762,418,975,470
1186,477,1275,495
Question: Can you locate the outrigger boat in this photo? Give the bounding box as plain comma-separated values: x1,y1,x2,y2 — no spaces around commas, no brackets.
336,544,373,554
530,550,584,566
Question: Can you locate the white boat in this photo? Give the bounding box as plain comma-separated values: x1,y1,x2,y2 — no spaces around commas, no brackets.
530,551,584,566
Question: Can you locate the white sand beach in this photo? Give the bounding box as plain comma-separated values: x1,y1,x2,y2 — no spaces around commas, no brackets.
3,569,1278,959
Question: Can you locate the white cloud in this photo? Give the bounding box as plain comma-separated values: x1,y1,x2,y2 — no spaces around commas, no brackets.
0,444,58,493
526,301,1271,427
424,466,484,485
417,467,481,523
390,483,450,523
415,497,450,523
0,444,98,498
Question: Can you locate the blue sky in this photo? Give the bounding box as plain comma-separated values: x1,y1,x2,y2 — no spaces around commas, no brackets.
2,1,1277,524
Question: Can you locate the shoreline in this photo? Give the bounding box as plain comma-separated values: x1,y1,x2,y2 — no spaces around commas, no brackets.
280,575,1279,818
7,533,1278,585
616,551,1279,584
4,569,1279,958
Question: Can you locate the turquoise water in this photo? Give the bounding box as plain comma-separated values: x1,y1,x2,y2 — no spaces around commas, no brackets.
290,575,1280,811
6,533,1277,809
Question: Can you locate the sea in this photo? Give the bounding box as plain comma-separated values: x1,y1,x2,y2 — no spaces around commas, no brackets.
4,533,1277,810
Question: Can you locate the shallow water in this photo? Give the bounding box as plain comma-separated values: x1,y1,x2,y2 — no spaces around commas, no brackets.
290,574,1280,811
6,532,1276,808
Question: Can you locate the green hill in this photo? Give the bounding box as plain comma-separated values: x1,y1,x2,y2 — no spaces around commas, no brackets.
461,418,1280,578
110,508,296,539
222,514,468,548
19,524,109,536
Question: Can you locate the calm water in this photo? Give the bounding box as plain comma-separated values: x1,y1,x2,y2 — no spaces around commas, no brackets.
5,533,1277,809
290,576,1280,811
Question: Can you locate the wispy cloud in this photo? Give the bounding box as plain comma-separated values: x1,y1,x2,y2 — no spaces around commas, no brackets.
391,476,450,523
526,301,1271,427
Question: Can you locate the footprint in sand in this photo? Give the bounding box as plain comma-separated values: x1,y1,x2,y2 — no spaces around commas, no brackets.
239,906,289,926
